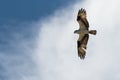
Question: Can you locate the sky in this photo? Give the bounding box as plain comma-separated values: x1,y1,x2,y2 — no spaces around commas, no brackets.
0,0,120,80
0,0,77,25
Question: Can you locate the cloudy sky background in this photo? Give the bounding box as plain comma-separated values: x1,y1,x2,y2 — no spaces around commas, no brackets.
0,0,120,80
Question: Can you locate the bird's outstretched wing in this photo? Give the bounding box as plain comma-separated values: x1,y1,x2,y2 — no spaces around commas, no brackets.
77,8,89,30
77,34,89,59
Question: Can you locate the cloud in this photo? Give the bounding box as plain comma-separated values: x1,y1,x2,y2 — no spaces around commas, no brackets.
1,0,120,80
35,0,120,80
0,22,40,80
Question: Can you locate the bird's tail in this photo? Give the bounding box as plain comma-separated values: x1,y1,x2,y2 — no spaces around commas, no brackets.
89,30,97,35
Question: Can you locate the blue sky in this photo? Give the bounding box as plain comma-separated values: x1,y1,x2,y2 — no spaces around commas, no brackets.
0,0,77,24
0,0,77,51
0,0,77,49
0,0,78,80
1,0,120,80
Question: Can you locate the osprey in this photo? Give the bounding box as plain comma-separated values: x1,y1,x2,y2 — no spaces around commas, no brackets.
74,8,97,59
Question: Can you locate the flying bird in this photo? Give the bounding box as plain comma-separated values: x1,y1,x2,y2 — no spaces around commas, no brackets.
74,8,97,59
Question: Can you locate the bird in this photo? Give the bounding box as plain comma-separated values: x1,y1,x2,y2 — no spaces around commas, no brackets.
74,8,97,59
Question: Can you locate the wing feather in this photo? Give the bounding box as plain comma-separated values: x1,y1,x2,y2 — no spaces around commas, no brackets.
77,9,89,30
77,34,89,59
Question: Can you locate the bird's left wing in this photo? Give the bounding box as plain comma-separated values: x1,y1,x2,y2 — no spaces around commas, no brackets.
77,8,89,30
77,34,89,59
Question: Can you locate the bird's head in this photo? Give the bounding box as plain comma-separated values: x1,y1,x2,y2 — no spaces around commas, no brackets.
74,30,79,34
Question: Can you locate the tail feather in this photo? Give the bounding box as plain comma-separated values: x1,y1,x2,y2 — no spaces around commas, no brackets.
89,30,97,35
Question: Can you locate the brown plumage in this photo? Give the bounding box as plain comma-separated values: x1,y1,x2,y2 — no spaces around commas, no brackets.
74,8,97,59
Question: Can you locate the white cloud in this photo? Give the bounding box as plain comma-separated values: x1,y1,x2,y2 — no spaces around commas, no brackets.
1,0,120,80
34,0,120,80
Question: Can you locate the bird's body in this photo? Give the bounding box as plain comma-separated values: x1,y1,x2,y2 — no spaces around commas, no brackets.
74,8,97,59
